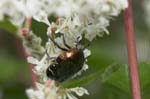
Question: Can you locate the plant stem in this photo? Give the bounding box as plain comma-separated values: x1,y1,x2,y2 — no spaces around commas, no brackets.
15,17,37,88
26,53,37,88
24,17,37,88
15,36,37,88
25,17,32,29
124,0,141,99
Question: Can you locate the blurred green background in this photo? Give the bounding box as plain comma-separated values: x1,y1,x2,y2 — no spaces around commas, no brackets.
0,0,150,99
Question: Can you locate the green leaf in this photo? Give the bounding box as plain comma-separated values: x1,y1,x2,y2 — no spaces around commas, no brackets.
61,69,101,88
0,56,30,84
61,63,121,88
139,63,150,91
104,63,150,94
104,64,130,93
31,19,48,45
0,19,17,34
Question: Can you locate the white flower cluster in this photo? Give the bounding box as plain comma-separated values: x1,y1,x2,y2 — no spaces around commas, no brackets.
0,0,51,26
26,80,89,99
0,0,23,26
0,0,127,40
47,0,128,41
23,28,90,98
1,0,128,99
27,48,90,82
143,0,150,28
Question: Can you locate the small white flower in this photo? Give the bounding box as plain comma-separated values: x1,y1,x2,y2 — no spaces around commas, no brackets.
26,81,89,99
27,55,49,81
33,10,50,25
27,56,39,65
69,87,89,96
82,64,89,71
22,31,45,59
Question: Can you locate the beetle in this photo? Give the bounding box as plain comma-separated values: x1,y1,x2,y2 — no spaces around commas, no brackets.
46,34,88,82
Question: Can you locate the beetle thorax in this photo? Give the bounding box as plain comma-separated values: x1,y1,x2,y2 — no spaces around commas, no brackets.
59,49,81,60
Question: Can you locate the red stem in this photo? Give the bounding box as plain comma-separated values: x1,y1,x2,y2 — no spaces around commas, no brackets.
25,53,37,88
15,38,37,88
124,0,141,99
25,18,32,29
15,17,37,88
24,17,37,88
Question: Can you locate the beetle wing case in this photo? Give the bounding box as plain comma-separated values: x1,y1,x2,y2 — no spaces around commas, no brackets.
46,49,85,82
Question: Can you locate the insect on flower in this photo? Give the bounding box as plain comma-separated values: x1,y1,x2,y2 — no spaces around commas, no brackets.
46,34,89,82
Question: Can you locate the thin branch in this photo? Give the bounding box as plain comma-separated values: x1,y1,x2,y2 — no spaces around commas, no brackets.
25,17,32,29
26,53,37,88
24,17,37,88
15,17,37,88
124,0,141,99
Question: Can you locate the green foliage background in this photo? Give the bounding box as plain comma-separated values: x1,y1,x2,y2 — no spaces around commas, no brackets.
0,1,150,99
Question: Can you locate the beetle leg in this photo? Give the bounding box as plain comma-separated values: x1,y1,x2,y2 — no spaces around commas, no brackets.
45,49,56,60
47,57,56,60
75,34,91,50
75,36,84,49
48,67,55,76
48,35,68,51
77,36,81,41
75,36,80,47
62,34,71,49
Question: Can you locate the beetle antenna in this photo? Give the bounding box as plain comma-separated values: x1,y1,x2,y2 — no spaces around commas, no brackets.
45,49,56,60
48,35,68,51
62,34,71,49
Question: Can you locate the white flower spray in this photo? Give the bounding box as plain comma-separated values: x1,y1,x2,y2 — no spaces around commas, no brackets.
0,0,128,99
143,0,150,29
